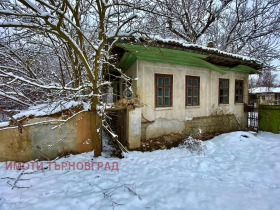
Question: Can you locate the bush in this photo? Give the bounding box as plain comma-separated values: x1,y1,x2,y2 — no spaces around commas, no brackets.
180,136,206,154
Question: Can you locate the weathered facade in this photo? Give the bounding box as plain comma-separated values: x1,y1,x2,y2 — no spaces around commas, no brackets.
115,42,262,148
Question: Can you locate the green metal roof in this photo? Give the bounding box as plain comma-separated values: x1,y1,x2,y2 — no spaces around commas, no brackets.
116,44,259,74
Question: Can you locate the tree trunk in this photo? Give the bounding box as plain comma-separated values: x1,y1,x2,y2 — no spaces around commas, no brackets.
90,96,102,157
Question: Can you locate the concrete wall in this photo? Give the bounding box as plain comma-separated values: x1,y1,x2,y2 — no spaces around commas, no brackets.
127,108,141,149
0,111,95,162
124,60,248,142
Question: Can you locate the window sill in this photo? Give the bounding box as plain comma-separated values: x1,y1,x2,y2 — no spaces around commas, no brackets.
185,106,200,109
219,104,229,106
235,102,244,105
155,107,173,111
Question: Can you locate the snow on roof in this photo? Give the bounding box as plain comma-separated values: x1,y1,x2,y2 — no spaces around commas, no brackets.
0,101,113,128
12,100,90,120
152,36,260,63
249,87,280,94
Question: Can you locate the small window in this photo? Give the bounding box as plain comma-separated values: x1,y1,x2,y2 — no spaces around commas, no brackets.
186,76,200,106
219,79,229,104
155,74,173,107
275,93,280,105
235,80,244,103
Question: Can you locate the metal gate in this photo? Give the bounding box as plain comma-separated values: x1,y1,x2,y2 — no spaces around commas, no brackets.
246,94,259,131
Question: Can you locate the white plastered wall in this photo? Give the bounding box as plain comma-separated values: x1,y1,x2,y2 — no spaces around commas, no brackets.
125,60,249,140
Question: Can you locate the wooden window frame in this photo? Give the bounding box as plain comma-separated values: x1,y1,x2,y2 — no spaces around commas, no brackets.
235,80,244,103
155,74,173,107
186,76,200,106
219,78,229,104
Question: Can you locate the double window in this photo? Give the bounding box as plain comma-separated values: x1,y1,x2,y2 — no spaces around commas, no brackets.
155,74,173,107
219,79,229,104
186,76,200,106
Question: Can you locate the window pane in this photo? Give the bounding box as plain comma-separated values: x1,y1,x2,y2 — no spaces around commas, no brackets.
157,77,163,86
225,88,229,95
225,81,229,88
188,97,192,105
193,97,198,105
187,78,192,86
193,79,198,87
235,96,239,102
194,88,198,97
158,88,163,96
165,77,171,86
225,96,228,103
165,88,170,97
164,97,170,106
188,88,192,97
157,97,163,106
220,80,223,88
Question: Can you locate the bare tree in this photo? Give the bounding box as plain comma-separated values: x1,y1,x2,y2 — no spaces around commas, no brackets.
142,0,280,86
145,0,279,58
0,0,145,156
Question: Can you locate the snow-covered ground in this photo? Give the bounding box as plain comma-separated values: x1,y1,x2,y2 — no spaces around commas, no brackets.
0,131,280,210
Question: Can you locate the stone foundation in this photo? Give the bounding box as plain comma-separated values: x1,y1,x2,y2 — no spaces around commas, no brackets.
184,114,241,136
141,114,241,142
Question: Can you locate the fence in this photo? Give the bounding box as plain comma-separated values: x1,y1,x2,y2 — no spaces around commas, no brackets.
259,105,280,134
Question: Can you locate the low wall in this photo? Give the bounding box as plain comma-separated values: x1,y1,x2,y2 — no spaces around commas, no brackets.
184,114,241,136
0,112,95,162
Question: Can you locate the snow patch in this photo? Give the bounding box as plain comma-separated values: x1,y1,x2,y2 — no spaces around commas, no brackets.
185,116,193,121
249,87,280,94
0,121,9,128
0,131,279,209
13,101,89,119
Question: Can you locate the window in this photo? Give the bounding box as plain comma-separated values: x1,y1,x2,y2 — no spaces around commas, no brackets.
219,79,229,104
155,74,173,107
235,80,244,103
275,93,280,105
186,76,200,106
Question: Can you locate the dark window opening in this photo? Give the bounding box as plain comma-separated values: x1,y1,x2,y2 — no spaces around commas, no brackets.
235,80,244,103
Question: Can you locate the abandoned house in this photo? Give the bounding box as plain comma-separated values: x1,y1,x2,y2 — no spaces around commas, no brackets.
111,41,262,149
0,41,263,162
